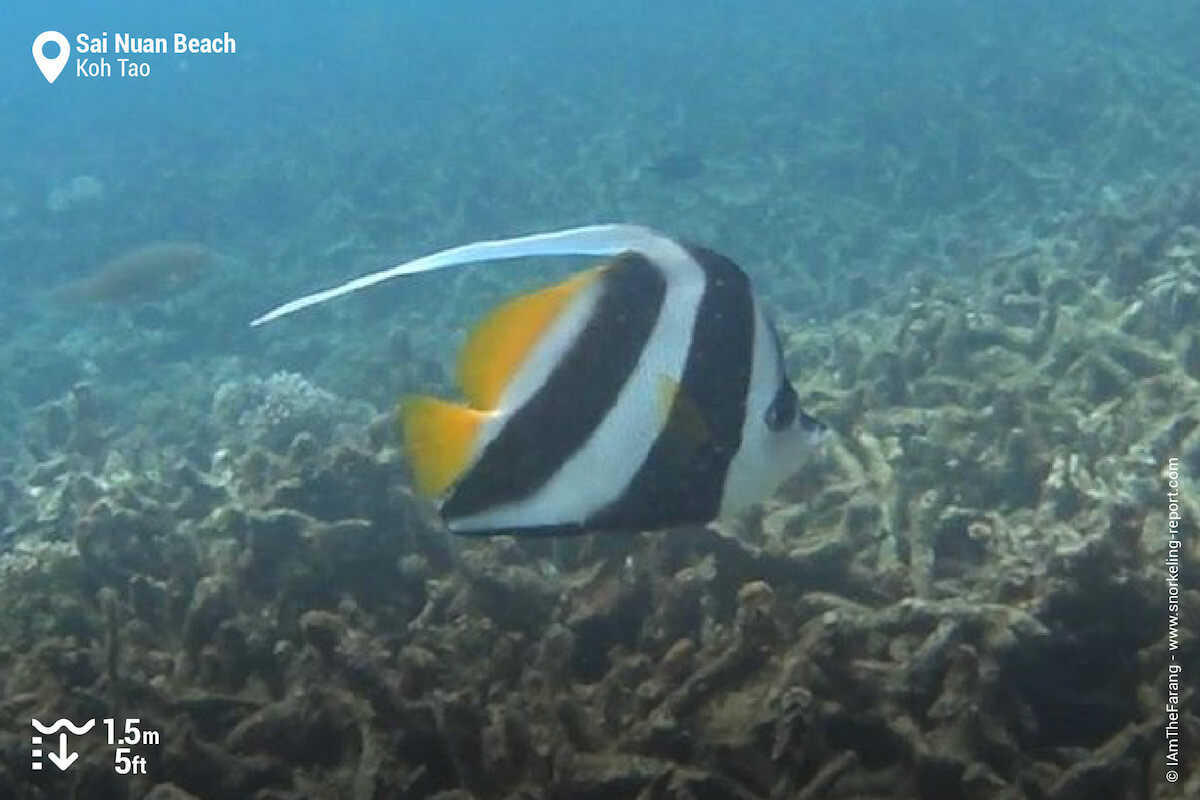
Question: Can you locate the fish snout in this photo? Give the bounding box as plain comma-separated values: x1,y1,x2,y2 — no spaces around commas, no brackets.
798,409,830,447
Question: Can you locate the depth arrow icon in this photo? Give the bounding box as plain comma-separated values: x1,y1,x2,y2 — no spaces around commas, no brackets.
47,734,78,771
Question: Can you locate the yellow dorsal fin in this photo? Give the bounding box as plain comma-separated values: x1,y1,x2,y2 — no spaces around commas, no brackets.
458,267,603,409
398,396,487,498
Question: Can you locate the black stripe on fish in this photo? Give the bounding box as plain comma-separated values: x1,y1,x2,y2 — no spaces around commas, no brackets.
589,245,754,530
442,252,667,522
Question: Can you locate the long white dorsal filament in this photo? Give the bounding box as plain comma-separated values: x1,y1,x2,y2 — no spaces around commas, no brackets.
250,223,667,327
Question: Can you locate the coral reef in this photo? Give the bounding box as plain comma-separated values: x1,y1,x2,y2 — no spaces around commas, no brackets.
1,180,1197,798
46,176,105,214
3,8,1200,798
210,370,373,454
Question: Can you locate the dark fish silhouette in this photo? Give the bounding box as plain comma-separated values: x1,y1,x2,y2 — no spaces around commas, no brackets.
642,152,706,182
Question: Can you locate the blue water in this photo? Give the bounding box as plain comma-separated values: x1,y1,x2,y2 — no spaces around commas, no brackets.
1,0,1197,413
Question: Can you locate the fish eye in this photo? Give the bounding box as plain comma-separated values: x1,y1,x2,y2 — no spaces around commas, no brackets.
764,381,798,431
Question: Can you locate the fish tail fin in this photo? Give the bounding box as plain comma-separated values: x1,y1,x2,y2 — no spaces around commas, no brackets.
398,396,488,499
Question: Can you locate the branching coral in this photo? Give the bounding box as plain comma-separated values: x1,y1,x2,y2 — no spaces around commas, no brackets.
211,370,372,453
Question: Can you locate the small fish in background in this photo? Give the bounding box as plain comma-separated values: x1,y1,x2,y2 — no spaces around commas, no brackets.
48,242,213,307
641,152,706,183
252,225,827,536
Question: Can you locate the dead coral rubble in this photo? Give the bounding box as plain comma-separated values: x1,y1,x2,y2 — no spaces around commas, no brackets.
0,389,1194,799
2,205,1200,799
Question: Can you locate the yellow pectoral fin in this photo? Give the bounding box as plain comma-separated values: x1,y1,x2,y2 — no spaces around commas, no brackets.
398,396,487,498
657,374,711,448
657,374,681,423
458,267,603,410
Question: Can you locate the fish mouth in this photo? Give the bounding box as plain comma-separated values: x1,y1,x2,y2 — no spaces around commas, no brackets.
798,410,831,448
798,409,826,433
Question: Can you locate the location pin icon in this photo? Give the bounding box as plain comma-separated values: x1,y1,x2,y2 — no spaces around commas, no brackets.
32,31,70,83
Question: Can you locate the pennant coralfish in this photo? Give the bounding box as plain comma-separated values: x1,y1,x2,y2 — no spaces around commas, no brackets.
252,225,827,536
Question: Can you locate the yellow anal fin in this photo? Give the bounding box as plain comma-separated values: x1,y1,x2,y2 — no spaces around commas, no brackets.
398,396,487,498
458,267,602,410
